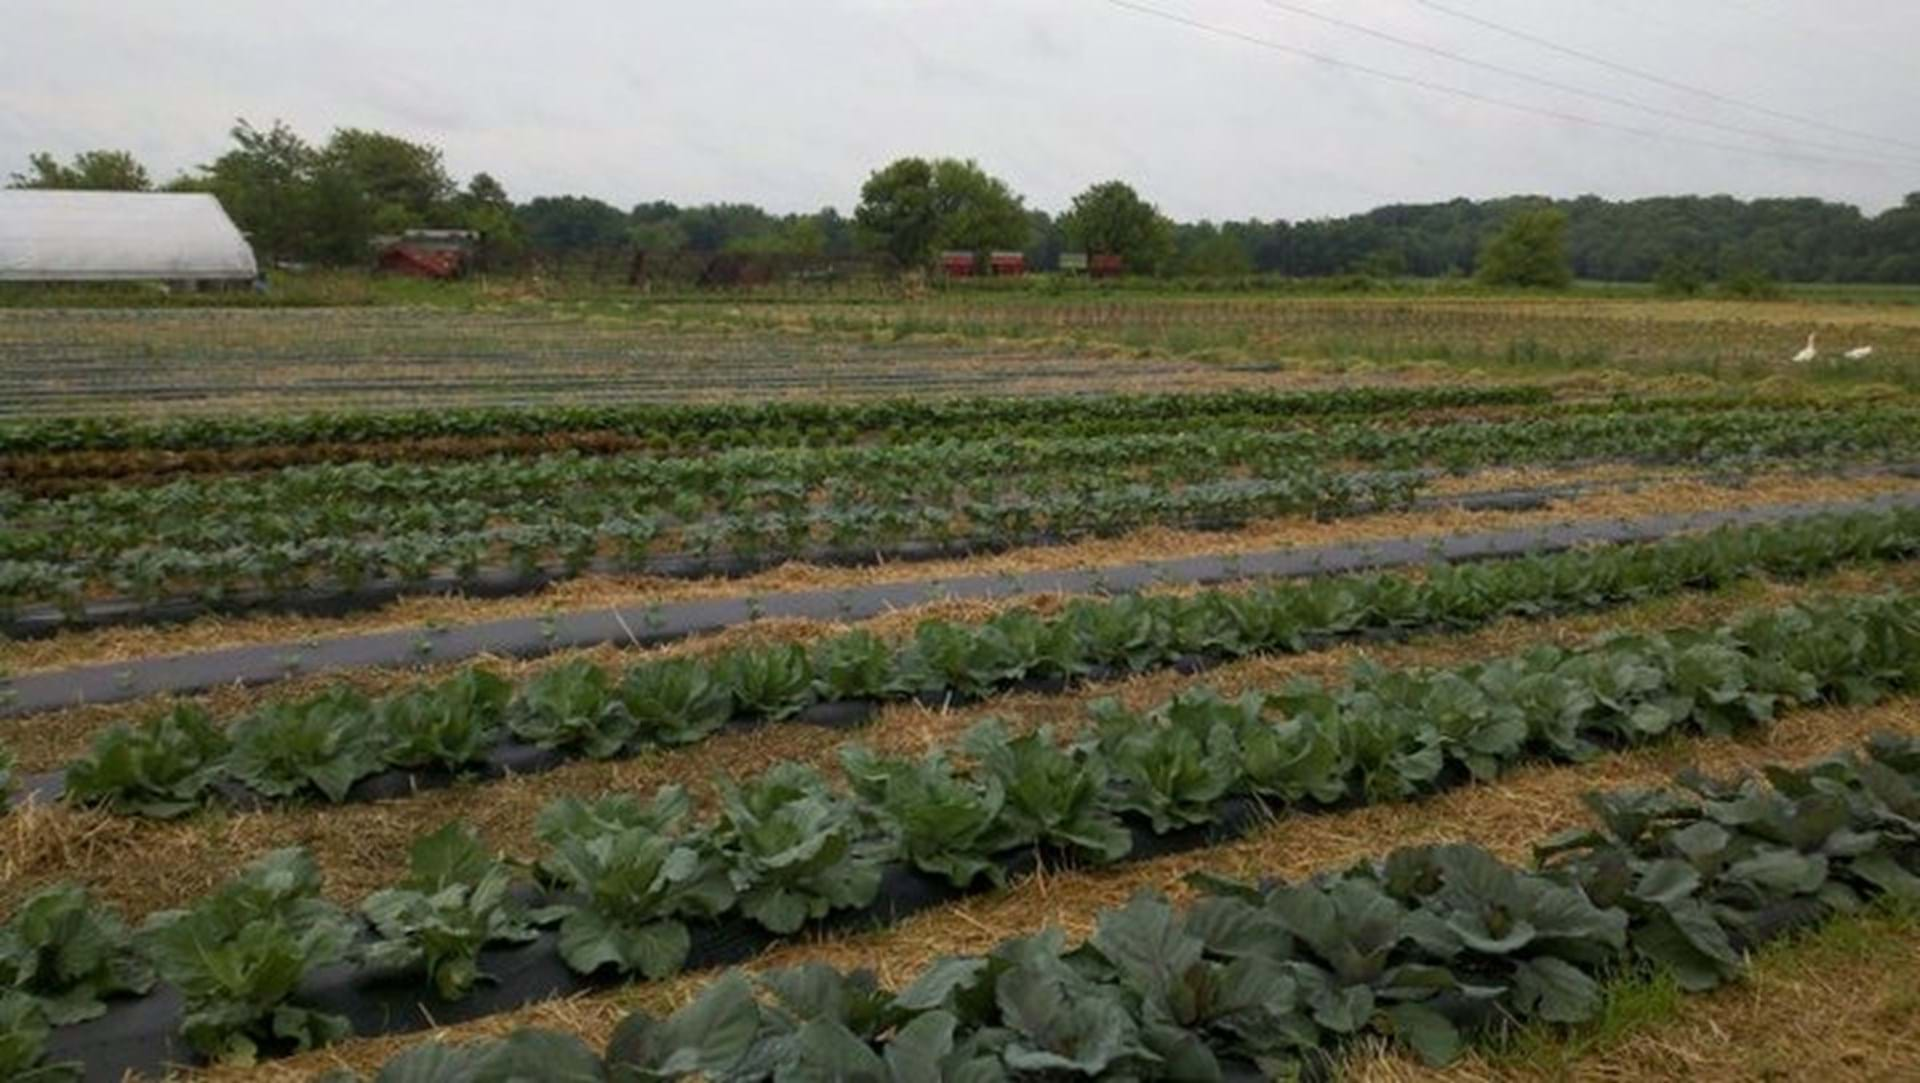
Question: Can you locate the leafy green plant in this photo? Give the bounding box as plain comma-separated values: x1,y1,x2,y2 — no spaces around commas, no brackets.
621,658,733,744
506,660,636,759
842,744,1015,888
810,630,897,701
63,704,230,818
962,720,1131,863
136,848,357,1063
228,688,381,803
538,816,733,980
714,764,885,933
0,886,153,1024
377,669,512,772
361,823,537,1000
894,621,1022,700
0,993,80,1083
718,644,817,721
1094,695,1243,833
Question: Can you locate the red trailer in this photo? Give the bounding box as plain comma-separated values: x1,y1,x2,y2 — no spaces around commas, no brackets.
1089,253,1125,279
939,250,977,277
989,250,1026,277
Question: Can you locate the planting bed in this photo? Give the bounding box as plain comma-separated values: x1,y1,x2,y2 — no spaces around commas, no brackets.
7,323,1920,1082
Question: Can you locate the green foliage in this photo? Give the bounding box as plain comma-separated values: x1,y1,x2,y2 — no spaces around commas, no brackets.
842,744,1015,888
1095,696,1242,833
0,886,154,1024
1718,263,1785,300
810,630,897,701
64,705,230,818
361,823,538,1000
0,993,80,1083
378,669,512,772
8,150,150,191
538,808,733,979
962,720,1132,863
507,661,636,759
621,658,734,744
228,688,381,802
1476,209,1573,289
1652,254,1708,297
716,644,816,721
136,849,357,1063
855,157,1028,267
714,764,885,934
1060,180,1176,275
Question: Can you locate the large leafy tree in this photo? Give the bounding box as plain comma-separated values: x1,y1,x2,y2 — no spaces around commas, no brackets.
516,195,630,252
194,120,323,262
320,128,456,233
8,149,152,191
1059,181,1174,274
1475,208,1573,288
855,157,1028,267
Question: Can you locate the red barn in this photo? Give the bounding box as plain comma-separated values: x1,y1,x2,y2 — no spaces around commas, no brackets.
1089,253,1125,278
939,250,977,277
373,230,479,279
989,250,1026,276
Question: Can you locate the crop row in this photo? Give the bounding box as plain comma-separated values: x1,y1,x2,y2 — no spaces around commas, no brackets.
0,470,1422,621
0,384,1551,456
14,406,1918,541
40,504,1920,818
294,730,1920,1083
6,591,1919,1073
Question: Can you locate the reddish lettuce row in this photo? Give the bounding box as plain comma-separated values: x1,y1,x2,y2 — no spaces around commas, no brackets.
49,505,1920,820
0,385,1551,455
317,733,1920,1082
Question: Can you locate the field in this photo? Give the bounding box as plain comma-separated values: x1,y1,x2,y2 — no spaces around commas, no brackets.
4,287,1920,1082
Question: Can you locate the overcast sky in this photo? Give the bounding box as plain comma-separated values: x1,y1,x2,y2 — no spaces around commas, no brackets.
4,0,1916,221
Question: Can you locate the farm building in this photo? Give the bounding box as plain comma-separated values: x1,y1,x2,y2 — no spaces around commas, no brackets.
0,190,257,284
372,229,479,279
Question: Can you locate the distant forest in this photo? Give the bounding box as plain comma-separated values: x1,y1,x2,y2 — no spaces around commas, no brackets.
12,122,1920,282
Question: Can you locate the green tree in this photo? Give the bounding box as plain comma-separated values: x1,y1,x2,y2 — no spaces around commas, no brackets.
1059,181,1174,274
457,173,525,268
9,149,152,190
1475,209,1573,288
197,120,318,262
1652,253,1707,296
320,128,456,228
516,195,629,252
855,157,1027,267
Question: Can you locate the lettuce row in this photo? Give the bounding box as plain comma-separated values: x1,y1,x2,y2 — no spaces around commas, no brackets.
58,505,1920,819
324,732,1920,1081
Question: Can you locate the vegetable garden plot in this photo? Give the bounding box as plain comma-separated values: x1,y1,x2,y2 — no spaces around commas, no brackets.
13,587,1920,1080
6,404,1918,630
5,492,1915,721
149,733,1919,1083
13,500,1920,817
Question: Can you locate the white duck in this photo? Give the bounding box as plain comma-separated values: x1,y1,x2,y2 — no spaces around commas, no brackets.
1792,332,1818,363
1844,345,1875,360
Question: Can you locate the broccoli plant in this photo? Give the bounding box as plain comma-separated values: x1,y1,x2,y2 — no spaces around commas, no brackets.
63,704,230,818
622,658,734,745
539,816,733,980
377,669,512,773
136,849,357,1063
506,660,637,759
718,644,817,721
0,885,154,1024
361,823,538,1000
842,744,1015,888
961,720,1131,864
0,993,80,1083
227,688,381,803
714,764,886,934
1093,697,1243,833
810,630,898,702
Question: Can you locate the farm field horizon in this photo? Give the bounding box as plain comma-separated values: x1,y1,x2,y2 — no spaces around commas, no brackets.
5,288,1920,1082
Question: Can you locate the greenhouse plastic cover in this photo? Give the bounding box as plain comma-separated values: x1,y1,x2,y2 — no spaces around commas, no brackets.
0,190,258,281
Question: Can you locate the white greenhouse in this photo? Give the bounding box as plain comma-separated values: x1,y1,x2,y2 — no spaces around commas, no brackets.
0,190,258,284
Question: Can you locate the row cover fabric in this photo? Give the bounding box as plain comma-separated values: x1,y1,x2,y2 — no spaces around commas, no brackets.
0,191,257,281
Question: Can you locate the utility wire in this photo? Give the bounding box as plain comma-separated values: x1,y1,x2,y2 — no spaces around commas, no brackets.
1099,0,1902,171
1412,0,1920,157
1246,0,1920,169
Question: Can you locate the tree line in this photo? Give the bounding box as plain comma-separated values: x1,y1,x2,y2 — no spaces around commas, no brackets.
11,121,1920,283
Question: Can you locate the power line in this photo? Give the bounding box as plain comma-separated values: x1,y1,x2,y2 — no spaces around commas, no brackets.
1245,0,1920,169
1411,0,1920,158
1097,0,1903,171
